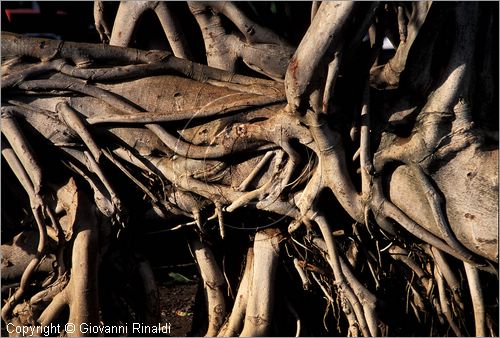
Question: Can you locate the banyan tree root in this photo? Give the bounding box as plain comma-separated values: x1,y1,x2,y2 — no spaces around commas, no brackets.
93,1,295,80
217,247,254,337
38,192,100,336
2,4,498,334
239,229,282,336
191,239,226,336
2,177,101,337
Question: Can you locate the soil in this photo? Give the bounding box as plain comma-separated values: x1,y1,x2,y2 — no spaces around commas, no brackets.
158,281,199,337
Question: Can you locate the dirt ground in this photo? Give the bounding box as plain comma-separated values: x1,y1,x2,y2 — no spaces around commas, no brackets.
158,281,198,337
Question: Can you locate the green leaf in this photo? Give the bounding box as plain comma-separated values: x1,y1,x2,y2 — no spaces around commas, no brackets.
168,272,192,283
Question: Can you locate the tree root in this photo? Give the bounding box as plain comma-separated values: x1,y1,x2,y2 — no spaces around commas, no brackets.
240,229,282,336
191,239,226,336
430,247,464,310
218,247,253,337
434,264,463,336
2,19,497,336
312,235,379,336
312,215,372,336
464,262,486,337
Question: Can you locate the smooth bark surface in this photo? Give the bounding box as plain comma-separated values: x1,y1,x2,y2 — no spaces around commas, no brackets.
1,1,498,336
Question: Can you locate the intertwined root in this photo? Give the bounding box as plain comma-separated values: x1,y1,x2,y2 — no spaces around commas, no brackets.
2,9,498,335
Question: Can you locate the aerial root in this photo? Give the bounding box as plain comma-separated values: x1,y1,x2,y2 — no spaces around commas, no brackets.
87,94,283,125
389,245,433,314
293,258,311,290
3,32,285,96
339,256,380,336
0,145,50,322
372,184,478,266
29,273,69,307
313,236,380,336
356,81,478,267
218,247,254,337
38,187,99,335
284,297,301,337
236,151,275,192
83,151,123,218
191,239,226,336
302,112,364,222
226,151,285,213
240,228,281,336
430,247,464,310
389,245,428,282
1,114,43,192
56,102,102,162
408,165,474,260
312,215,373,336
464,262,486,337
434,264,463,336
136,258,160,325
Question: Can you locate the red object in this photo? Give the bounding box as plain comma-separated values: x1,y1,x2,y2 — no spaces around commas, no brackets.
5,7,41,22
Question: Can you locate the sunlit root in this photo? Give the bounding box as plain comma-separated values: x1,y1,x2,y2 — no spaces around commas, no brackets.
188,2,294,80
464,262,486,337
191,239,226,336
240,229,282,336
33,180,100,337
431,247,464,310
218,247,253,337
312,215,372,336
1,13,497,337
1,232,56,281
434,264,462,336
312,236,380,336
